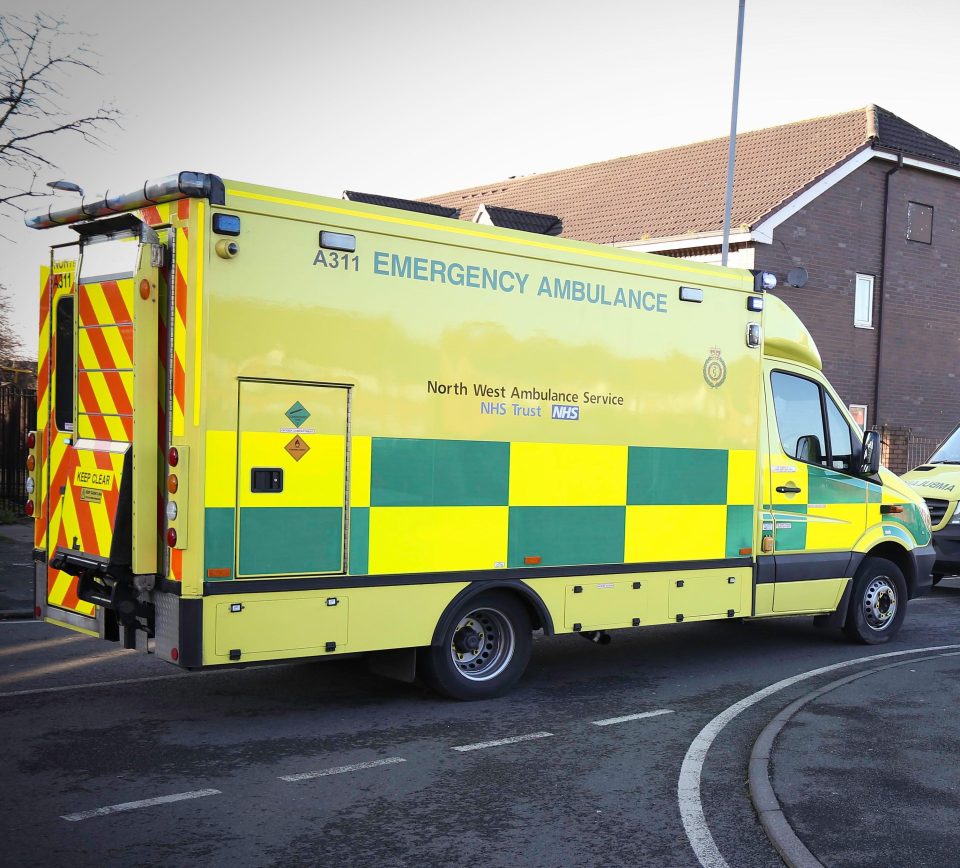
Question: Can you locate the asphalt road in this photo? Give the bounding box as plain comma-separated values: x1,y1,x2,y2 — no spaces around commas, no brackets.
2,581,960,868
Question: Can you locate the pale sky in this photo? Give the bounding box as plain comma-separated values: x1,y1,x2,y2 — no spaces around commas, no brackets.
4,0,960,356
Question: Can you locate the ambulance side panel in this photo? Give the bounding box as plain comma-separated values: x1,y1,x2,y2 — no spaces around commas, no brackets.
179,186,766,665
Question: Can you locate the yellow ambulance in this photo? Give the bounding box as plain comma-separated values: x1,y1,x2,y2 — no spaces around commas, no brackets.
903,426,960,584
24,172,934,699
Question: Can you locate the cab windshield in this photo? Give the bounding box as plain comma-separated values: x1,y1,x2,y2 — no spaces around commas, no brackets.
929,427,960,464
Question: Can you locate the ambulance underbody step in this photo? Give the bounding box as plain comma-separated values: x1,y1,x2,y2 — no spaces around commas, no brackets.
50,545,154,631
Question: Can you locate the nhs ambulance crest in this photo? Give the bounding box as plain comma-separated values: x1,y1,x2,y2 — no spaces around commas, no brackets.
703,346,727,388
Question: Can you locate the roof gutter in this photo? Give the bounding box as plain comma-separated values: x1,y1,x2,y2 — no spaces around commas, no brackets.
24,171,225,230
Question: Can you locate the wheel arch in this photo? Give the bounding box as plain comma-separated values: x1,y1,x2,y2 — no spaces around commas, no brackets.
864,541,916,597
430,580,554,646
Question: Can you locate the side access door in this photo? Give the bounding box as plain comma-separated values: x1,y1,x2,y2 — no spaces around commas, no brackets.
235,380,349,577
763,362,867,612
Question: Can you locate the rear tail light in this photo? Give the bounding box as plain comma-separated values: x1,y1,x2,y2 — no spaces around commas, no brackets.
168,447,179,467
24,499,34,517
166,528,177,547
26,432,36,449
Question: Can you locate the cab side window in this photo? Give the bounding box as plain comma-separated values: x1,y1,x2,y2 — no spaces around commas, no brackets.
825,397,856,473
771,372,827,466
771,371,860,473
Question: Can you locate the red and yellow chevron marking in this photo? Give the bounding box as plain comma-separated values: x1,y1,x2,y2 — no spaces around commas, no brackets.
39,201,196,609
35,265,54,551
138,198,190,582
172,219,189,437
37,256,99,617
139,199,182,228
77,278,135,443
46,443,125,617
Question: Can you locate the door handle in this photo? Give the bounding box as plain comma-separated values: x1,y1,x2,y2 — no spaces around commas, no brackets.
776,485,801,494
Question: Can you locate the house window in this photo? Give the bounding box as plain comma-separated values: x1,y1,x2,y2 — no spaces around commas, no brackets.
907,202,933,244
848,404,868,431
854,274,874,328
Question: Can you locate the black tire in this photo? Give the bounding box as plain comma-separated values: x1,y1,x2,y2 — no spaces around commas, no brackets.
419,591,532,700
932,574,943,587
843,558,908,644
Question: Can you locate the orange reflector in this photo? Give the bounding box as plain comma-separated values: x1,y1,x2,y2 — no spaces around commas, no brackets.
880,504,905,515
167,474,179,494
739,547,752,555
524,555,542,565
139,279,151,299
207,568,231,578
26,455,35,471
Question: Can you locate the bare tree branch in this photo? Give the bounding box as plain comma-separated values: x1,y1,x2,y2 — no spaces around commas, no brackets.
0,283,24,357
0,12,122,226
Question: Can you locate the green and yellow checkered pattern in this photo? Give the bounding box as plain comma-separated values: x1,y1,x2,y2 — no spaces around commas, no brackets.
204,435,758,578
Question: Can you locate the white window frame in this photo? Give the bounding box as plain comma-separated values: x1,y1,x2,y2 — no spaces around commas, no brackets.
854,273,874,328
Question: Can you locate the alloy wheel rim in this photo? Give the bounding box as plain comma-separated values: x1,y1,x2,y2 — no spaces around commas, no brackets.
863,576,897,631
449,607,515,681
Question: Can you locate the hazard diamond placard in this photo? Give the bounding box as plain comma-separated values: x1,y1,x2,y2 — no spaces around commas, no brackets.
284,434,310,462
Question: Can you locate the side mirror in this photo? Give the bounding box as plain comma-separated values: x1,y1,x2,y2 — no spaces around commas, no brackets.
860,430,881,476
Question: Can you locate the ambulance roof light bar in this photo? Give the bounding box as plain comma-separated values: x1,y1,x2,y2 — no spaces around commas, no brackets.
25,171,225,230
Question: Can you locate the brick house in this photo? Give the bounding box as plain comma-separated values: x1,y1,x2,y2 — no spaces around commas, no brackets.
418,106,960,470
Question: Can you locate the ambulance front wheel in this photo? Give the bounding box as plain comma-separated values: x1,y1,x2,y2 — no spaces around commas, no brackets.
420,591,532,700
843,558,908,644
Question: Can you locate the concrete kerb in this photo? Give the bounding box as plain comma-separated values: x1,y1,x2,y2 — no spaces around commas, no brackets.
748,650,960,868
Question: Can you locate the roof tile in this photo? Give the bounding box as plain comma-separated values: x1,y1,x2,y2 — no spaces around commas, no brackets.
422,106,960,244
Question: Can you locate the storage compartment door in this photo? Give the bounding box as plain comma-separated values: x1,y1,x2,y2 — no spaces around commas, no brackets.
236,381,348,577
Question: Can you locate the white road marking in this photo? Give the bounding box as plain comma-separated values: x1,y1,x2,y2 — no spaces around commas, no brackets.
62,788,220,821
678,644,960,868
452,731,554,752
280,757,406,781
592,709,674,727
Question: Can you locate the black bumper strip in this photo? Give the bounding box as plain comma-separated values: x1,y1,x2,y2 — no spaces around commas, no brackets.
203,557,752,596
756,551,856,584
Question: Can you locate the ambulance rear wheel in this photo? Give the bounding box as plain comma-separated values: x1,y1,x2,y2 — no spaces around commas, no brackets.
843,558,907,644
420,592,532,700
